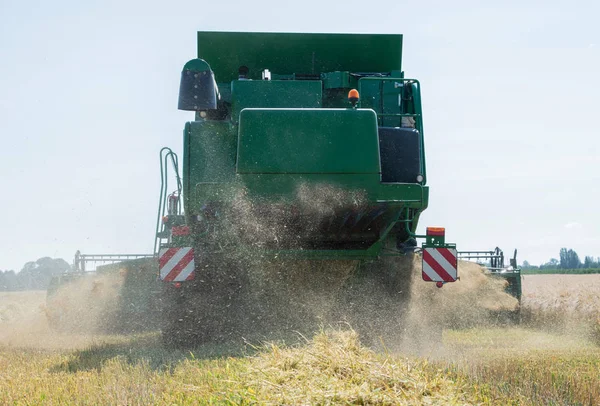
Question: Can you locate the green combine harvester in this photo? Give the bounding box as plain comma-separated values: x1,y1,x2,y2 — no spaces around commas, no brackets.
48,32,524,346
155,32,460,346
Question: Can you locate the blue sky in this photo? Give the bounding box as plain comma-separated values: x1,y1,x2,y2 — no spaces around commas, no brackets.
1,0,598,271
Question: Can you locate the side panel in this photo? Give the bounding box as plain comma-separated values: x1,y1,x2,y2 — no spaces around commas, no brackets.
186,121,237,183
183,120,237,214
237,109,380,174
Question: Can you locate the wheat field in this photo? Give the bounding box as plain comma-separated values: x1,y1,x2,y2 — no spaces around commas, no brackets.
0,272,599,404
522,274,600,314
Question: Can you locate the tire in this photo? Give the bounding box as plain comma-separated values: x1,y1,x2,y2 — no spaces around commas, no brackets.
159,257,253,348
336,255,415,348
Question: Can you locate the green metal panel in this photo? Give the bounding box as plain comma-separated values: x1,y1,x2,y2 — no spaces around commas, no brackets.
197,32,402,82
182,59,212,71
231,80,322,122
322,71,354,89
358,77,407,126
236,109,380,174
183,121,237,205
235,174,427,203
190,175,428,210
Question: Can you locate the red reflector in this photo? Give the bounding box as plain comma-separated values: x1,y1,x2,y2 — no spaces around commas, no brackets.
174,282,182,288
162,216,169,224
426,227,445,236
436,281,444,288
172,226,191,236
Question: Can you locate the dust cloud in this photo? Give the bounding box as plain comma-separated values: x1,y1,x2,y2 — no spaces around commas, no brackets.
234,254,521,355
191,182,520,352
0,290,95,349
227,183,367,249
409,258,519,327
0,271,133,350
46,272,124,333
0,182,526,353
400,257,519,354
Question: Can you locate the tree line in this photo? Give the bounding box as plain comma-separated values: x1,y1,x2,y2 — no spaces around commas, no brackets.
0,257,70,291
522,248,600,270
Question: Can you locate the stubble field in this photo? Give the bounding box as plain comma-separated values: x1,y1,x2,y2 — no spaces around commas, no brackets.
0,271,599,405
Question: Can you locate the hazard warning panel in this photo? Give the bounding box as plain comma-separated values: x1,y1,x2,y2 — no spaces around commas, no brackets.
159,247,195,282
422,247,458,283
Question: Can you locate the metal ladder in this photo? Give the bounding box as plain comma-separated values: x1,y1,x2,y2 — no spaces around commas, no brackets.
154,147,183,255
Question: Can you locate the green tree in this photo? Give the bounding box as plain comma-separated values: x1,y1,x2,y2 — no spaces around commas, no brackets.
18,257,69,290
584,256,595,268
541,258,559,269
0,270,20,291
568,249,581,269
559,248,581,269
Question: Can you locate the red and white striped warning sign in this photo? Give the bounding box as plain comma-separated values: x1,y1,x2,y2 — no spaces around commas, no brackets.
422,247,458,282
159,247,195,282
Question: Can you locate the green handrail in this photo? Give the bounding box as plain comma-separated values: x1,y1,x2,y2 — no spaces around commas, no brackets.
154,147,183,254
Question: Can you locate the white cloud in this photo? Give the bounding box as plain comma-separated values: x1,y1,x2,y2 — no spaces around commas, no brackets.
564,222,583,230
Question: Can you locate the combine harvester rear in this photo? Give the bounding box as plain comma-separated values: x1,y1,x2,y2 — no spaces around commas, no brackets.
155,32,460,347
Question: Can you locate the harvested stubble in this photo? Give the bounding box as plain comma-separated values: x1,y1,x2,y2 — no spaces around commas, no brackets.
0,285,516,404
432,274,600,406
0,328,518,405
439,328,600,406
1,268,599,404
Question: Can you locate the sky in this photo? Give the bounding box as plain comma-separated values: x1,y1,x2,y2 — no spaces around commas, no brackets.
0,0,598,271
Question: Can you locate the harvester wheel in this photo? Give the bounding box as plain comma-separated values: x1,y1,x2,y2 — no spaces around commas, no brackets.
336,255,415,348
160,258,254,348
